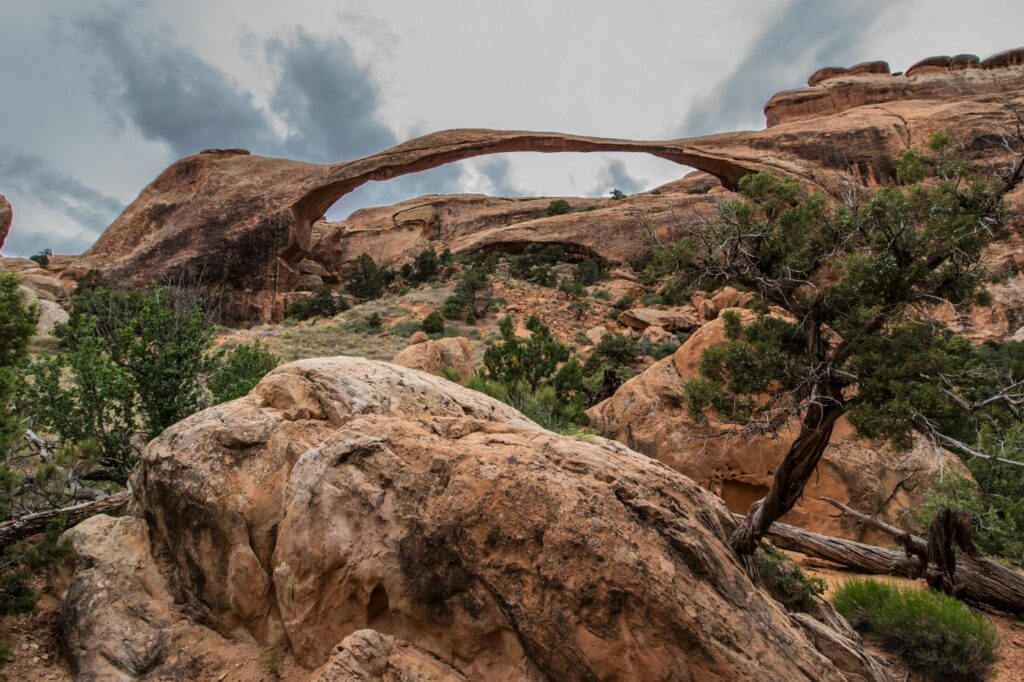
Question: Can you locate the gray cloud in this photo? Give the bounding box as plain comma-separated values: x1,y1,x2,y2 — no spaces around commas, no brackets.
678,0,885,136
593,158,643,196
73,7,279,157
266,28,396,162
478,157,526,196
0,147,122,254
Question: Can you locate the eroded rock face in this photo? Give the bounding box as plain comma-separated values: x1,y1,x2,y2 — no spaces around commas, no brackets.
112,356,889,681
587,312,970,543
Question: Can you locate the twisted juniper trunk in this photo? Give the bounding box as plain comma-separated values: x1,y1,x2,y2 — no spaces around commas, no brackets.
730,399,845,556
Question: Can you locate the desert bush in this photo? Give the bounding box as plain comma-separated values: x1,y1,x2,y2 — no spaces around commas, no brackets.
572,256,610,286
443,262,494,321
28,248,51,268
422,311,445,335
286,285,347,321
389,319,423,338
583,332,638,376
401,248,442,284
832,579,999,681
209,342,278,404
508,244,565,286
754,545,825,612
546,199,571,216
342,254,395,300
608,294,636,319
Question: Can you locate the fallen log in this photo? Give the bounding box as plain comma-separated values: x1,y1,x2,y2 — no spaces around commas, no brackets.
734,504,1024,615
0,491,131,550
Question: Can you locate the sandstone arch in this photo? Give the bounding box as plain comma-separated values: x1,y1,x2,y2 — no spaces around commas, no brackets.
77,49,1024,321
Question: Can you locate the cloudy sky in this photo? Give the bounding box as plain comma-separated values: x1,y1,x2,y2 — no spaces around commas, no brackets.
1,1,1021,257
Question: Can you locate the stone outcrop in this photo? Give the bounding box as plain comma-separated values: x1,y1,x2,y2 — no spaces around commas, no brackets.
390,336,476,380
58,356,890,680
0,195,11,252
587,312,971,544
617,306,700,332
69,48,1024,321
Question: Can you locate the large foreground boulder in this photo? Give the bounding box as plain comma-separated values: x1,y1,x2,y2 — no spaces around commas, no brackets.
588,312,970,543
55,356,890,680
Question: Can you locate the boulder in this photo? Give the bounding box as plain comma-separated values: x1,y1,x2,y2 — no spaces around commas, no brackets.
640,324,679,348
584,324,610,345
591,277,646,302
311,630,468,681
0,194,10,252
617,307,699,332
104,356,889,680
588,312,970,544
391,336,476,381
18,284,69,335
408,330,429,344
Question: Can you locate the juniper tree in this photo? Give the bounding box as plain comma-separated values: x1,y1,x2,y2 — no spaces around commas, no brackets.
650,132,1023,557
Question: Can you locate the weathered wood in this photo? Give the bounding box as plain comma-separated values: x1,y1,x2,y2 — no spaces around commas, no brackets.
739,500,1024,615
0,492,131,550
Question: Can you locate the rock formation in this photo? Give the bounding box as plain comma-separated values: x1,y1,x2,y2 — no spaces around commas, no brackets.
0,195,11,252
587,312,971,544
391,336,476,381
57,356,890,680
68,49,1024,322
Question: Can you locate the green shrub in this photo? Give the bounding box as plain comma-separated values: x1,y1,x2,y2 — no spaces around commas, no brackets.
640,293,665,307
443,262,494,321
609,189,627,200
390,319,423,338
591,289,610,301
422,312,445,335
832,579,999,681
558,277,587,298
546,199,571,216
583,332,638,376
28,248,51,268
342,254,395,300
286,285,347,321
508,244,565,285
366,312,383,330
754,545,825,612
608,295,636,319
638,336,681,360
403,248,441,284
209,343,278,404
573,257,610,286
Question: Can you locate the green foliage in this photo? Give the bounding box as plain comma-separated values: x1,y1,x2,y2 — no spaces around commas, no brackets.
484,316,569,394
572,256,610,286
609,188,627,200
366,312,383,330
389,319,423,338
638,336,680,360
919,469,1024,567
422,311,445,335
608,295,635,319
832,579,999,681
402,248,442,284
508,244,565,286
0,274,37,463
546,199,572,216
342,254,395,300
443,261,494,321
558,277,587,299
28,248,51,268
286,285,347,320
582,332,638,377
754,545,825,612
27,317,140,480
209,342,278,404
590,288,611,301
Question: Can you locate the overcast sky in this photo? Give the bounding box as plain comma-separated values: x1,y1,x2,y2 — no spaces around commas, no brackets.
1,0,1022,257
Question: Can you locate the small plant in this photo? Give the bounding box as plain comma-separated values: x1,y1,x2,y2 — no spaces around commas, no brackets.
208,342,278,404
558,277,587,299
389,319,423,338
591,289,611,301
572,256,610,286
546,199,571,216
832,579,999,681
402,248,441,284
366,312,383,330
583,332,638,376
608,294,636,319
422,311,445,335
609,188,627,200
753,545,825,612
286,285,347,321
443,262,494,321
640,293,665,307
29,248,52,268
260,647,284,679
